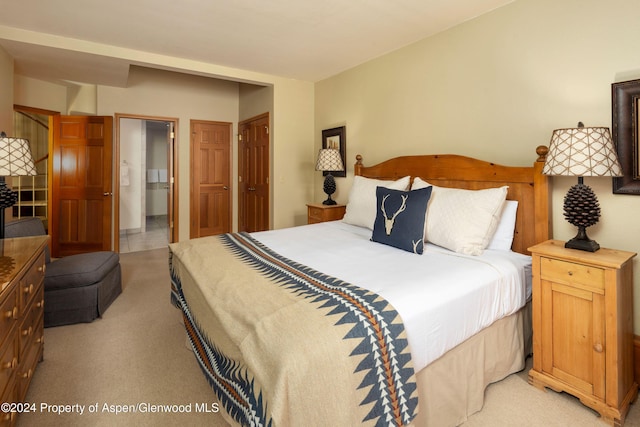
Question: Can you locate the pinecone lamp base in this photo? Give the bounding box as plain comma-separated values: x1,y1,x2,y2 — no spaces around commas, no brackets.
322,173,337,205
565,226,600,252
563,179,601,252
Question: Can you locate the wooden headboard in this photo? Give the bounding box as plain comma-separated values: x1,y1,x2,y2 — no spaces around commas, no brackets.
354,146,551,255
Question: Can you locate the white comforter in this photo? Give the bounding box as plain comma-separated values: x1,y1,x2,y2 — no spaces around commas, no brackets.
251,220,531,371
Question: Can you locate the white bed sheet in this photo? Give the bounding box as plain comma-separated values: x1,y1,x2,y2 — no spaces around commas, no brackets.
251,220,532,371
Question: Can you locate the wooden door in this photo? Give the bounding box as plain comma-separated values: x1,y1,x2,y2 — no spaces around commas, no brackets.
190,120,231,238
51,115,113,257
238,113,270,232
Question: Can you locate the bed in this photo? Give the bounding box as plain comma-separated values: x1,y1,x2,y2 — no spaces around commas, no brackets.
169,146,551,427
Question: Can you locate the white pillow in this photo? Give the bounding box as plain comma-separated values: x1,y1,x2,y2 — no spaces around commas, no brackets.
487,200,518,251
411,177,508,255
343,175,411,229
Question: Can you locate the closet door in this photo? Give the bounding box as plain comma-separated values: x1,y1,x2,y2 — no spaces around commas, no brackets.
238,113,269,232
51,115,113,257
190,120,232,238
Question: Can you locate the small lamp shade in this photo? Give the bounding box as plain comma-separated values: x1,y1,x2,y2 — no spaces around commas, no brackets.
543,124,622,177
315,149,344,205
315,149,344,172
543,122,622,252
0,135,37,239
0,137,38,177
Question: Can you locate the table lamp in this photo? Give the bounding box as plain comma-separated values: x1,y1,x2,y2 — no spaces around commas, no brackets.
315,148,344,205
542,122,622,252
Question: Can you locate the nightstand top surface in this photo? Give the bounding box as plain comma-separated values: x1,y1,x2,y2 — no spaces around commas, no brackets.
306,203,346,208
528,239,636,268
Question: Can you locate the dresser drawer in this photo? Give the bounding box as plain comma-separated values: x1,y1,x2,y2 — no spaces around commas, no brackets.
19,252,45,314
540,257,605,290
18,283,43,359
0,377,17,426
0,336,17,400
0,287,18,351
17,327,41,402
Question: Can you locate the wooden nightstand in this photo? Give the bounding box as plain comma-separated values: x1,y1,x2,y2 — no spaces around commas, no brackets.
528,240,637,426
307,203,346,224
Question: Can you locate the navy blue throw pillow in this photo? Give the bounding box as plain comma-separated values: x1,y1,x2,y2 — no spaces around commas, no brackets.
371,186,432,254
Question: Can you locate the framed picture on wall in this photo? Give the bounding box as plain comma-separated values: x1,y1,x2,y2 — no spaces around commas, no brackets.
321,126,346,177
612,79,640,194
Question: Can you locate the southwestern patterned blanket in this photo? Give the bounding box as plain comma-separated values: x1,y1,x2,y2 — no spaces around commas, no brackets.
169,232,419,426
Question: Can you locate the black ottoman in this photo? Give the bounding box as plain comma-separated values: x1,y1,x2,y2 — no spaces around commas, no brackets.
44,251,122,327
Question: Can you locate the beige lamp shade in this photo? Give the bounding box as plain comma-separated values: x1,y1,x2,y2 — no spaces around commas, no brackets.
0,137,37,176
315,148,344,172
543,123,622,177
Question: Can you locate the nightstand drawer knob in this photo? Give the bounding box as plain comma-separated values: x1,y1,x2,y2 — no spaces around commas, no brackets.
593,343,603,353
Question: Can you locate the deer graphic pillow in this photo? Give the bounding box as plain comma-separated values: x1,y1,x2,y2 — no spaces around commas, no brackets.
371,186,433,254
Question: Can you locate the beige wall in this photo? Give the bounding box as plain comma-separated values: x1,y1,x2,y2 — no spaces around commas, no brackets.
97,67,240,238
314,0,640,330
0,46,13,133
14,75,67,114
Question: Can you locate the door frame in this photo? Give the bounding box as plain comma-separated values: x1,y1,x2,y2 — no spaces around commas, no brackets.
114,113,179,252
13,104,59,229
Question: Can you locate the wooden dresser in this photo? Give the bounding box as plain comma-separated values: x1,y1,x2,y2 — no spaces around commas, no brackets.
0,236,47,426
307,203,346,224
528,240,637,426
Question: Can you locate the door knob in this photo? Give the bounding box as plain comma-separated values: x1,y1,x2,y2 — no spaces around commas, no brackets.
223,186,229,190
103,192,113,196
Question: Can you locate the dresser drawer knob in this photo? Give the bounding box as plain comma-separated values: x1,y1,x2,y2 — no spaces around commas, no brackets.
21,326,33,337
36,299,44,309
567,271,573,276
21,368,32,379
2,357,17,370
594,343,603,353
4,307,17,320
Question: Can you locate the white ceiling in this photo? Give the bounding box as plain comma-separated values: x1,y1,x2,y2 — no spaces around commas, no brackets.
0,0,513,86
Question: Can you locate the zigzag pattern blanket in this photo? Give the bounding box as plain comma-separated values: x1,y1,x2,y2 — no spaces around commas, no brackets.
169,232,419,426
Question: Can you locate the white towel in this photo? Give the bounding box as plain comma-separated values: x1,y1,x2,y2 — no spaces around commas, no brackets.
147,169,159,183
120,162,130,186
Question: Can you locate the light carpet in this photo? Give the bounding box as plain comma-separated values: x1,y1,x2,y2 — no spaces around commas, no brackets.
17,247,640,427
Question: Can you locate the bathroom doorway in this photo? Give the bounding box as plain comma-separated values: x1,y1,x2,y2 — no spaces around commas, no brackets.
115,115,178,253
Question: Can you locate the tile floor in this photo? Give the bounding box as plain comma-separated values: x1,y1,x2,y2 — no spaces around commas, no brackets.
119,215,169,253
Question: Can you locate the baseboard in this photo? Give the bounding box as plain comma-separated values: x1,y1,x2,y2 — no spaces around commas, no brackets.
635,335,640,386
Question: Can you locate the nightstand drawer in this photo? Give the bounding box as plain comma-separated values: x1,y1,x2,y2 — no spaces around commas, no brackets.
307,204,346,224
540,257,605,290
308,206,325,222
